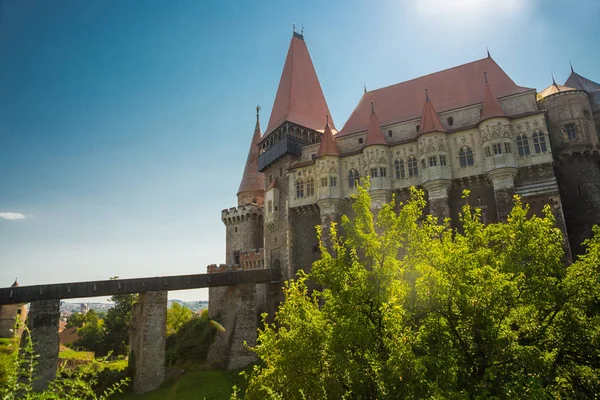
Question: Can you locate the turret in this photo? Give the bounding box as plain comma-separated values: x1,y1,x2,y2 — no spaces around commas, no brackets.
0,279,28,338
416,89,452,219
362,102,391,208
237,106,265,206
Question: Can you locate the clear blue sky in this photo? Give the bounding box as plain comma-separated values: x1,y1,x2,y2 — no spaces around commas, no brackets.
1,0,598,301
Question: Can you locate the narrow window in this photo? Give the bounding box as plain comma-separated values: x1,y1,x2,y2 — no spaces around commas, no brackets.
358,138,364,144
267,200,273,213
459,146,474,167
348,169,359,188
565,124,577,140
421,159,426,169
321,177,327,187
416,125,420,133
504,143,512,153
296,178,304,198
379,167,387,177
306,177,315,196
408,156,418,177
269,174,273,184
447,117,454,126
395,159,405,179
311,153,316,160
429,156,437,167
493,143,502,155
532,132,547,153
516,135,530,156
370,167,378,177
485,146,491,157
330,177,337,187
388,130,393,138
439,155,447,166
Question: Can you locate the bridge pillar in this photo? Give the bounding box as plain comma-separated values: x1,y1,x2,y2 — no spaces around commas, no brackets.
129,291,167,394
23,299,60,391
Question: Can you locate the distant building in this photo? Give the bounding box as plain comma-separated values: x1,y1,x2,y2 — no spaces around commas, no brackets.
0,280,28,338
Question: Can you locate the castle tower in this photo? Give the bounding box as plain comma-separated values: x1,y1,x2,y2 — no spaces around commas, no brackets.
416,90,452,219
0,279,28,338
538,70,600,256
362,102,391,209
257,31,334,280
478,73,517,222
237,107,265,207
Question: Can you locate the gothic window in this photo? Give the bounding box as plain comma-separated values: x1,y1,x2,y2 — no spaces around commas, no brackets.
459,146,474,167
348,169,360,188
493,143,502,155
395,159,405,179
321,177,327,187
504,143,512,153
330,177,337,187
516,135,530,156
370,167,378,177
408,156,418,177
532,131,547,153
379,167,387,177
296,178,304,198
565,124,577,140
439,155,447,166
485,146,491,157
429,156,437,167
306,177,315,197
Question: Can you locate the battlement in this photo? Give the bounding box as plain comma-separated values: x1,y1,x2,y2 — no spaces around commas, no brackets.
221,204,263,226
207,248,265,274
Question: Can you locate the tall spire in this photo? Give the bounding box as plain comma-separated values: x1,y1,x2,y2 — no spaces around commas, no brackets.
364,102,387,147
316,115,340,158
418,88,446,135
480,72,506,122
487,47,491,58
265,33,334,136
237,106,265,205
570,60,574,74
552,72,557,86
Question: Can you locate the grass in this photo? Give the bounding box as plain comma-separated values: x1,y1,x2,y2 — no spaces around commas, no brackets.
59,346,95,361
111,367,250,400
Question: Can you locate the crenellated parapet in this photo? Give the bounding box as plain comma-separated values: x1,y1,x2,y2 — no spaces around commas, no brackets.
221,204,263,226
206,248,265,275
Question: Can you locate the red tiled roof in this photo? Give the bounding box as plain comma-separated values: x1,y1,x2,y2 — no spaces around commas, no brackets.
480,79,506,121
340,57,531,136
237,112,265,196
419,93,446,134
364,104,388,147
316,118,340,157
266,33,335,135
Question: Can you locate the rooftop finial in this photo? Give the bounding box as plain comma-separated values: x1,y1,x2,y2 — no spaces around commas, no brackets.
293,22,295,33
371,101,375,114
484,71,488,84
425,87,429,100
552,72,557,86
364,83,367,93
301,25,304,35
570,60,574,73
487,47,491,58
256,105,260,123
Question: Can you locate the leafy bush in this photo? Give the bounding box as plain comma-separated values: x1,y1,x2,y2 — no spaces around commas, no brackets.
165,310,216,366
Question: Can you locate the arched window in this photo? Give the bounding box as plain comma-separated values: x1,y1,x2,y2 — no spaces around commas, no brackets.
532,131,547,153
348,169,360,188
296,179,304,199
306,177,315,197
516,135,530,156
459,146,474,167
407,156,418,177
395,159,405,179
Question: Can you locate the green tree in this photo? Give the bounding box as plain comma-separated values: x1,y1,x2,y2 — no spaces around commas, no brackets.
243,183,600,399
103,282,137,356
65,312,86,329
74,310,105,355
166,302,194,337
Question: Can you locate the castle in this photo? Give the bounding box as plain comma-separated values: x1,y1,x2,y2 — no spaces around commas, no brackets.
207,32,600,369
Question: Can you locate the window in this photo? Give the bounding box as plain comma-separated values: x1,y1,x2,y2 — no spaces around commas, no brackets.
370,168,378,177
447,117,454,126
516,135,530,156
439,155,447,166
379,167,387,177
330,177,337,187
532,131,547,153
395,159,405,179
311,153,316,160
416,125,420,133
504,143,512,154
485,146,491,157
267,200,273,213
493,143,502,155
388,130,393,138
321,177,328,187
358,138,364,144
429,156,437,167
348,169,360,188
565,124,576,140
306,177,315,196
421,159,426,169
408,156,418,177
459,146,474,167
296,179,304,198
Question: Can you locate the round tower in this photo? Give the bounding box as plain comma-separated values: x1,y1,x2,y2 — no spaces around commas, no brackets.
538,82,600,255
362,102,392,209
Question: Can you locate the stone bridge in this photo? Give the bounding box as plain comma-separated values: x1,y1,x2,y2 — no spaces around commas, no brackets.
0,268,281,393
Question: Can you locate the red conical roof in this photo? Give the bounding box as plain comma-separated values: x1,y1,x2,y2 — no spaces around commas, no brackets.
418,92,446,134
316,117,339,157
364,103,387,147
265,33,335,135
237,108,265,204
480,75,506,122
